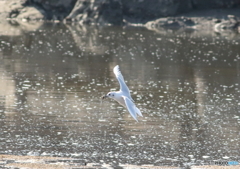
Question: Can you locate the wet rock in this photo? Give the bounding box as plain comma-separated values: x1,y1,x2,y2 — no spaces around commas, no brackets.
214,15,240,32
15,6,46,21
1,0,240,26
145,11,240,35
145,17,196,29
66,0,123,25
66,0,192,25
0,0,45,21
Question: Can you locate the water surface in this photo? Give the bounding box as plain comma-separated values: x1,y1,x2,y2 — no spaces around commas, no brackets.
0,22,239,167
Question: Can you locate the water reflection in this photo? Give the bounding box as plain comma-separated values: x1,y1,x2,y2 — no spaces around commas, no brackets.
0,21,239,166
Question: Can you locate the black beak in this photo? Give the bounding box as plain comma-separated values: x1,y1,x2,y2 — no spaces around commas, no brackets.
101,95,108,100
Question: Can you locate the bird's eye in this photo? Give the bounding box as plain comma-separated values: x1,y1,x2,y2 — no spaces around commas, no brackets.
108,94,111,96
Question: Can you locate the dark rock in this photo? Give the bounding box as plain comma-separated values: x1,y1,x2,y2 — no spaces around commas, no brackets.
1,0,240,26
214,19,222,23
98,0,123,25
192,0,240,9
66,0,90,22
122,0,192,22
183,18,195,26
26,0,77,20
66,0,193,25
66,0,123,25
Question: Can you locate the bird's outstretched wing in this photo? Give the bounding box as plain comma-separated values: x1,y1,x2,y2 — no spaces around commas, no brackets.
123,96,138,121
113,65,133,101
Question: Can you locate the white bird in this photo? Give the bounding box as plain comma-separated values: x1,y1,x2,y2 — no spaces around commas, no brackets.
102,65,142,121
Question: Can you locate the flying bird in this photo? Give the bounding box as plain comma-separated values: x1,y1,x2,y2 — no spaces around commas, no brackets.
102,65,142,121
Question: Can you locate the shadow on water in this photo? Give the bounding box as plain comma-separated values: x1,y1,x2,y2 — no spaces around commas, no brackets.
0,20,239,167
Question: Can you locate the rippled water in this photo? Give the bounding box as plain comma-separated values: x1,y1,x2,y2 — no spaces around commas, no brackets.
0,22,239,167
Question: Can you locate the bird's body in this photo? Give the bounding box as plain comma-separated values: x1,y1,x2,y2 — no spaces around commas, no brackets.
111,91,125,107
102,65,142,121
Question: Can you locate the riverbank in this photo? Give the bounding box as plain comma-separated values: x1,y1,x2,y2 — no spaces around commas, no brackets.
1,8,240,38
144,8,240,36
1,1,240,29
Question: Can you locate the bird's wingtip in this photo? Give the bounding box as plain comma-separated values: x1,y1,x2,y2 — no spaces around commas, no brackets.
132,116,138,122
113,65,120,73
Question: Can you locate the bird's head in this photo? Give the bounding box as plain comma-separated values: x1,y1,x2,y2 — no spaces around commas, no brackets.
102,92,115,99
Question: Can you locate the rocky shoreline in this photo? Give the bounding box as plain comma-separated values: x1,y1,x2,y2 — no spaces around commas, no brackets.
0,0,240,34
145,9,240,35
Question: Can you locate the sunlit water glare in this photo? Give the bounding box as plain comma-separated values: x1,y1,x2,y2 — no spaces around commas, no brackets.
0,23,239,166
